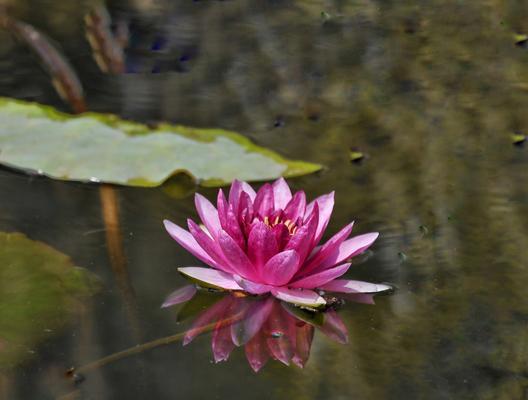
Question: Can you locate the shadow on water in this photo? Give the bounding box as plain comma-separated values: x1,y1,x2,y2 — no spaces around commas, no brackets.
1,0,528,399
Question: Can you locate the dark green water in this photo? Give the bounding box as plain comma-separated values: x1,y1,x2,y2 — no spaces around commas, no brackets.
1,0,528,399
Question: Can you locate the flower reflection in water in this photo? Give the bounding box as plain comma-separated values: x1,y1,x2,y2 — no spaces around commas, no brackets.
163,289,382,372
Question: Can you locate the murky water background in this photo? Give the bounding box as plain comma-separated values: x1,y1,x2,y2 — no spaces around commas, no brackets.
1,0,528,398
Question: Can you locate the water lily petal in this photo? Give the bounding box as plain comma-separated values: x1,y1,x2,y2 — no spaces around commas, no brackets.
178,267,242,291
161,285,197,308
318,232,379,270
245,331,270,372
229,180,256,215
254,183,275,217
218,230,256,279
292,323,314,368
248,221,279,268
225,206,246,250
233,275,273,295
271,287,326,308
289,263,351,289
285,203,319,263
163,220,219,268
319,309,349,344
305,192,334,244
238,191,254,229
261,250,300,286
320,279,392,293
272,223,290,250
299,222,354,276
284,191,306,222
187,219,234,273
272,177,292,210
231,297,274,346
216,189,229,228
195,193,222,239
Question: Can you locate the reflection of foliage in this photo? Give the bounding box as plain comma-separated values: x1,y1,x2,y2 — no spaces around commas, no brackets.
0,232,99,370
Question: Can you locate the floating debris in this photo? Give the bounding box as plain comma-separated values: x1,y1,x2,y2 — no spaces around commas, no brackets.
514,33,528,47
349,148,365,164
510,132,526,146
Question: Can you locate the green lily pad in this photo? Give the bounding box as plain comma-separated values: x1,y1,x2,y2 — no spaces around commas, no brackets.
0,232,100,370
0,98,322,187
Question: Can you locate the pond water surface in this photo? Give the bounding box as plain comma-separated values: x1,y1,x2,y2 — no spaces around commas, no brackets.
1,1,528,399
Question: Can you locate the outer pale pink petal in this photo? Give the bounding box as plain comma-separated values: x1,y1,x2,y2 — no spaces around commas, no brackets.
161,285,197,308
164,220,219,268
229,180,256,213
218,230,256,279
187,219,234,273
245,331,270,372
254,183,275,216
299,222,353,277
289,263,351,289
183,295,234,345
271,287,326,308
317,232,379,270
261,250,300,286
247,221,279,268
285,203,319,263
305,192,334,244
231,297,275,346
234,275,273,295
284,191,306,222
195,193,222,239
319,309,349,344
272,178,292,210
178,267,243,290
320,279,392,293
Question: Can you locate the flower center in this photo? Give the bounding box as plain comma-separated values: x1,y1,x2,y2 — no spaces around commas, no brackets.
263,215,298,235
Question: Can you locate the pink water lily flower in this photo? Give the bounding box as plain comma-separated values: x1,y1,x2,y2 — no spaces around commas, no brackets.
164,178,390,308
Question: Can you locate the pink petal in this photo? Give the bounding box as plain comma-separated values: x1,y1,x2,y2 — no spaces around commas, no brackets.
290,263,351,289
187,219,234,274
253,183,275,217
231,297,274,346
261,250,300,286
285,203,319,263
224,206,246,250
271,287,326,308
299,222,354,277
318,232,379,270
234,276,273,295
163,220,219,268
305,192,334,244
245,331,270,372
161,285,197,308
229,180,256,214
320,279,392,293
284,191,306,222
216,189,228,228
272,224,290,250
237,191,254,229
177,267,242,291
319,309,349,344
183,295,234,345
218,230,256,279
195,193,222,239
292,323,314,368
272,178,292,210
247,221,279,268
